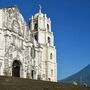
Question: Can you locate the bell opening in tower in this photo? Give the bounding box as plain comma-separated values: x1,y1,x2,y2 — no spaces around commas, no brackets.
34,23,38,31
47,24,49,31
48,37,51,44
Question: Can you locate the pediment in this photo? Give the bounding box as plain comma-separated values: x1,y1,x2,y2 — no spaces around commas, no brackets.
3,6,26,36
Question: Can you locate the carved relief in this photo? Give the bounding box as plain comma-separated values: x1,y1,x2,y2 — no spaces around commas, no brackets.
31,46,36,59
5,42,23,59
20,21,25,36
4,59,9,76
5,45,13,60
12,20,20,33
8,9,15,19
25,47,30,61
6,8,16,29
25,30,30,41
5,7,23,36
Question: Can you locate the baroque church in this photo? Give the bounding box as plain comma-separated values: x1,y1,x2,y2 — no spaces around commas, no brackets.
0,5,57,82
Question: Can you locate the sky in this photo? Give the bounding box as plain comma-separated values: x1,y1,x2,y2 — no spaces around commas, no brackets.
0,0,90,80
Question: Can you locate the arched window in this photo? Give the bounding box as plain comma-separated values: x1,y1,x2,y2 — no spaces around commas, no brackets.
50,53,52,59
47,24,49,31
48,37,50,44
34,23,38,30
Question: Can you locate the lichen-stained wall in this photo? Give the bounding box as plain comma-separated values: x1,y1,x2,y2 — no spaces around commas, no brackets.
0,5,57,82
2,6,26,36
0,6,42,79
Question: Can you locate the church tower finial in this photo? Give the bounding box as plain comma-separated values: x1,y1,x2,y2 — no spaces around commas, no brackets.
39,4,42,13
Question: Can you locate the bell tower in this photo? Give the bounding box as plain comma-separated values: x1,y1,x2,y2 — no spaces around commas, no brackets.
29,5,57,82
30,5,52,44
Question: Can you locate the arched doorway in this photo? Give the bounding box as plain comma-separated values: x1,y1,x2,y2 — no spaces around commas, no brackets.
31,70,36,79
12,60,20,77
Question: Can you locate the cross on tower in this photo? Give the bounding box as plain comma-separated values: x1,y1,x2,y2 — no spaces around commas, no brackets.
39,5,42,13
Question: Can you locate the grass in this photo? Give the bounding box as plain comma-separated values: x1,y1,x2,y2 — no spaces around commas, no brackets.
0,76,89,90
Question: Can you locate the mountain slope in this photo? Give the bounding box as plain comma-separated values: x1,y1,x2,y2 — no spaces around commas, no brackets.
60,64,90,86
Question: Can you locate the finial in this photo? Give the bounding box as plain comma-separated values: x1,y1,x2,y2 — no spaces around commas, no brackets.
39,4,42,13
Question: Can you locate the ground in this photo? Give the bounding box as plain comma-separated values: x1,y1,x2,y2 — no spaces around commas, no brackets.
0,76,89,90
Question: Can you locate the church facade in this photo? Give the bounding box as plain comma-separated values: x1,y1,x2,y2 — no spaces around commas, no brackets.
0,5,57,82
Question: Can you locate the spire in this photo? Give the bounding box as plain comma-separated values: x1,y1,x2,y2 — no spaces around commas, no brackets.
39,4,42,13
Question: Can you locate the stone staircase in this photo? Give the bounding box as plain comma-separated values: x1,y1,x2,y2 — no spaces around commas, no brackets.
0,76,89,90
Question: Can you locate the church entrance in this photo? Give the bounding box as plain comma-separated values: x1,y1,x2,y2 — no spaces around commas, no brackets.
12,60,20,77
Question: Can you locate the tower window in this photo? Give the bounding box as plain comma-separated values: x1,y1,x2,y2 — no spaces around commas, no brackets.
50,53,52,59
47,24,49,31
34,23,38,30
34,34,38,41
51,69,53,77
48,37,50,44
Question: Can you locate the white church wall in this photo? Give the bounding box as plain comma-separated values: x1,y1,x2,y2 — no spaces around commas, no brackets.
38,31,46,44
41,61,46,80
0,59,4,75
0,31,5,57
0,5,57,82
38,17,45,30
0,9,3,28
46,62,57,82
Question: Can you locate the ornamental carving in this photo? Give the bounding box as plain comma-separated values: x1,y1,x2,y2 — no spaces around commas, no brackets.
5,8,17,29
31,46,36,59
5,8,24,36
12,20,20,33
24,47,30,61
7,8,16,19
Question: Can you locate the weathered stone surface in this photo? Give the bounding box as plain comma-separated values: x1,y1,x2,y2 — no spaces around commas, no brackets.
0,5,57,82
